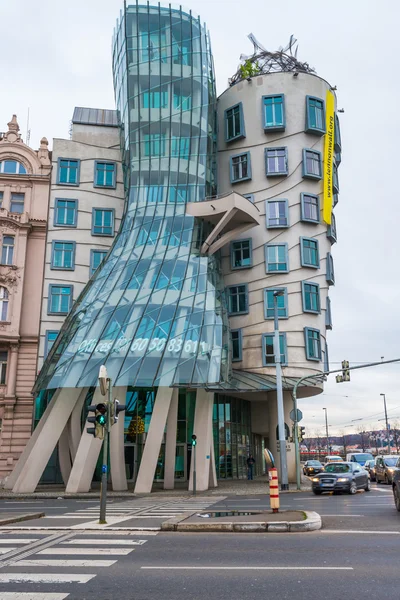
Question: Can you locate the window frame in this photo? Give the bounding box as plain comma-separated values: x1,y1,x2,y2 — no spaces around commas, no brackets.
265,147,288,177
226,283,249,316
48,284,73,316
264,287,288,320
1,236,14,266
265,242,289,273
54,198,78,228
334,114,342,153
94,161,117,189
300,237,320,269
57,158,81,186
326,252,335,285
0,350,7,384
300,193,320,224
327,212,337,244
305,95,326,136
0,287,9,321
230,152,252,183
44,330,59,358
91,208,115,237
302,149,322,180
242,193,254,203
301,281,321,314
326,296,333,330
90,249,108,276
262,332,288,366
263,94,286,132
10,193,25,214
304,327,322,361
266,199,289,229
333,162,339,193
50,240,76,271
230,238,253,270
225,102,245,142
0,160,27,175
231,328,243,362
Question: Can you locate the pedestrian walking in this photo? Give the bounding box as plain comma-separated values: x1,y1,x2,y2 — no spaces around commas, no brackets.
247,454,255,480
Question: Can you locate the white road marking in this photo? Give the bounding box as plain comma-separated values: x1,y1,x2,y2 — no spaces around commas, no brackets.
0,539,38,544
141,566,354,571
37,547,133,556
16,559,117,568
0,594,70,599
64,539,147,545
0,548,16,553
320,529,400,535
0,573,95,583
319,514,365,517
371,488,392,492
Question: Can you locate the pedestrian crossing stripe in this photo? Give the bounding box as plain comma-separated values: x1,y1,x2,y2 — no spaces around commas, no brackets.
0,594,70,599
63,538,147,545
37,547,133,555
16,559,117,568
0,573,95,583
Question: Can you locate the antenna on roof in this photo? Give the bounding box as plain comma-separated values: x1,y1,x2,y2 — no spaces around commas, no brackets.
26,108,31,146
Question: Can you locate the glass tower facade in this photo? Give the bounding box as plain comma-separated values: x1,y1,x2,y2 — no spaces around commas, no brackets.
34,2,231,393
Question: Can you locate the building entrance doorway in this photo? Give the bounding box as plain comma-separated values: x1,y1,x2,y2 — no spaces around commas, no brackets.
124,444,137,482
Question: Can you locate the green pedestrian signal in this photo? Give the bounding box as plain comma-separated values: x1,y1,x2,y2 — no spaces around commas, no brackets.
191,434,197,446
96,414,106,426
86,403,108,439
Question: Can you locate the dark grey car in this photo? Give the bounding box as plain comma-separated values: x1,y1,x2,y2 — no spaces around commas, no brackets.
311,462,370,495
375,455,399,484
364,458,377,482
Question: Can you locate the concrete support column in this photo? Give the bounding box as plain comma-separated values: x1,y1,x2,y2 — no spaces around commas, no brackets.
268,391,296,483
134,386,173,494
6,344,19,399
110,386,128,492
189,389,214,492
58,425,71,485
163,388,179,490
68,388,88,461
12,388,81,493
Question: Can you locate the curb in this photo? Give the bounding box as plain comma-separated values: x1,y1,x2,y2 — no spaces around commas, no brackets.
161,510,321,533
0,512,45,526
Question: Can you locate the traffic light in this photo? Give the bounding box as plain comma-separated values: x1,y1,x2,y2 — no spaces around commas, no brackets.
298,426,305,442
111,398,126,426
86,403,107,439
336,360,350,383
191,434,197,447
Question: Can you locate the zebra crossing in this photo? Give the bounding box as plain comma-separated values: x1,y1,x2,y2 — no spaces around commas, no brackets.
0,530,155,598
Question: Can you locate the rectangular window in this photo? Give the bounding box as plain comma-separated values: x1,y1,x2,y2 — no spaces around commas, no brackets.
265,147,288,176
264,287,288,319
225,103,245,142
243,194,254,203
51,241,75,270
145,186,164,203
137,221,160,245
54,199,77,227
1,236,14,265
265,243,289,273
10,193,25,214
326,296,333,330
304,327,322,361
300,193,319,223
45,331,58,358
266,199,289,228
327,212,337,244
333,162,339,192
171,137,190,159
57,159,80,185
0,351,7,385
231,239,252,270
334,114,342,152
0,288,8,321
301,282,320,314
324,342,329,373
48,285,73,315
230,152,251,183
231,329,242,362
300,237,319,268
326,252,335,285
302,149,322,180
226,284,248,315
169,186,187,204
144,134,166,157
173,93,192,111
263,95,285,131
94,162,116,188
305,96,325,135
262,333,287,366
142,90,168,108
140,29,167,63
92,208,114,236
90,249,108,275
0,192,3,208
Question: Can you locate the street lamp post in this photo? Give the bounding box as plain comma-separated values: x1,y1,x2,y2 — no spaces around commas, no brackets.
380,393,391,451
273,290,289,491
323,407,330,454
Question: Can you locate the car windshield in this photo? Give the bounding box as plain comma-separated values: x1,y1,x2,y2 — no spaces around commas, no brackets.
354,453,373,463
308,461,321,466
325,464,350,473
384,458,397,466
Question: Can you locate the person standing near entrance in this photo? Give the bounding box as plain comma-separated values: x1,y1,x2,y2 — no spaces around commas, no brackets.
247,454,255,480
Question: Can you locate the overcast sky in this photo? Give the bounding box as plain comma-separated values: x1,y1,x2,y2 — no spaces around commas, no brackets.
1,0,399,435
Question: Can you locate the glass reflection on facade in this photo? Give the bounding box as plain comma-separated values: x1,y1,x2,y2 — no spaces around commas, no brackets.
34,3,231,394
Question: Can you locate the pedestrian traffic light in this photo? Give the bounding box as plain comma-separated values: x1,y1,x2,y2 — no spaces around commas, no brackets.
298,426,306,442
111,398,126,425
336,359,350,383
86,403,107,440
191,434,197,446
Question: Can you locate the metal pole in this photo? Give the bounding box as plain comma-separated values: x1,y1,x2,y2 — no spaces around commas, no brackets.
273,293,289,490
381,393,390,451
323,408,330,454
99,378,111,524
193,443,196,496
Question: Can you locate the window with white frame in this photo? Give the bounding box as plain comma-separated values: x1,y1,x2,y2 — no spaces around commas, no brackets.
302,282,320,313
305,96,325,134
225,104,245,141
304,327,321,361
51,241,75,270
92,209,114,236
90,250,108,275
54,199,77,227
262,333,287,365
265,147,288,176
263,95,285,131
0,287,8,321
95,162,116,188
300,237,319,268
0,161,27,175
0,351,7,384
301,193,319,223
230,153,251,182
264,288,288,319
303,150,322,179
265,243,289,272
266,199,288,228
1,236,14,265
10,193,24,214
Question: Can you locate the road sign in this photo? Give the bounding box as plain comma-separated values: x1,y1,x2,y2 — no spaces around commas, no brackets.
290,408,303,422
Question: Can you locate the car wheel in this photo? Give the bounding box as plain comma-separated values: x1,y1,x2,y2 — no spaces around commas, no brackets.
313,490,322,495
364,479,371,492
349,481,357,495
394,486,400,512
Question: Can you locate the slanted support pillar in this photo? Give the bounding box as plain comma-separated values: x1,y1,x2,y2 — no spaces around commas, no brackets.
189,389,214,492
163,388,179,489
110,386,128,491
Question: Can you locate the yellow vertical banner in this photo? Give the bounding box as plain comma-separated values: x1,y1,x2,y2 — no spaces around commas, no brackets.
323,90,335,225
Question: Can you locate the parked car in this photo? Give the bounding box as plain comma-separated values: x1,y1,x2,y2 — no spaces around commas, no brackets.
392,463,400,511
364,458,377,482
324,455,343,464
346,452,374,466
311,462,370,495
375,455,399,484
303,460,324,476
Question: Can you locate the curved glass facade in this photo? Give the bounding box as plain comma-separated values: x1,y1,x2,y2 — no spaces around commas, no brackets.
34,2,231,392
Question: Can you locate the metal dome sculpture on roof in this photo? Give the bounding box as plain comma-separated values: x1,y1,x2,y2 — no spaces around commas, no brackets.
229,34,316,85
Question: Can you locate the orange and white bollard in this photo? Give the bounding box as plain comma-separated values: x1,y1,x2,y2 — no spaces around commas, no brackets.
268,467,280,513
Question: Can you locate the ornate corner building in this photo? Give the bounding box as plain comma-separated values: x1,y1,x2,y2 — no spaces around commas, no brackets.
0,116,50,479
7,4,341,493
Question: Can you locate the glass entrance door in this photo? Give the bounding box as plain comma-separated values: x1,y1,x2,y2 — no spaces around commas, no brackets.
124,444,136,481
175,444,186,480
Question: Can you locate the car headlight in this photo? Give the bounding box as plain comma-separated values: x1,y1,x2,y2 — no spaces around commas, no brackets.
388,468,395,472
312,478,320,482
337,477,349,482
